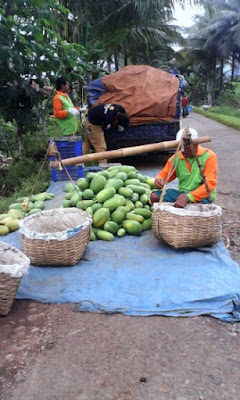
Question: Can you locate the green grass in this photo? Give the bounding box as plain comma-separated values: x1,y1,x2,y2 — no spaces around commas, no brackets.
0,164,51,213
194,107,240,130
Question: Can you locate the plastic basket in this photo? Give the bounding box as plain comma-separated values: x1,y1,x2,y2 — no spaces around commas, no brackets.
49,137,83,182
152,203,222,249
20,208,92,266
0,242,30,316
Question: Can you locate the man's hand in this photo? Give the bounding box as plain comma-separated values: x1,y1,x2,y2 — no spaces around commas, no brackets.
174,193,190,208
68,108,79,116
154,177,164,189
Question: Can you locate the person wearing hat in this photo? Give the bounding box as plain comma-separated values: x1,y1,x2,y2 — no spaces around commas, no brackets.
82,103,129,165
53,77,80,136
150,127,218,208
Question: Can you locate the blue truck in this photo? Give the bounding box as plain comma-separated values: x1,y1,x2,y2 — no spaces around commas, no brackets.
86,66,186,151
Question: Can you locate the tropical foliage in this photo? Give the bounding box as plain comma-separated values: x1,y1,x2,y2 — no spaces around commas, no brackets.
182,0,240,105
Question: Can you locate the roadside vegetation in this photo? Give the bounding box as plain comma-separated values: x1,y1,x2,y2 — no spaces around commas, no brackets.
194,106,240,131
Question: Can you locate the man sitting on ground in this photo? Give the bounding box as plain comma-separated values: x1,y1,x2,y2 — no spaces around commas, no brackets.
150,127,218,208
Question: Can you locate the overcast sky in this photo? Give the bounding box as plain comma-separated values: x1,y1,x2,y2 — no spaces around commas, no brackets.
173,3,203,28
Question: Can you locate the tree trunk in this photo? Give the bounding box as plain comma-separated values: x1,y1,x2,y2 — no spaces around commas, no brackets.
207,81,213,106
107,57,112,73
220,58,224,92
5,2,12,16
16,122,25,160
231,51,235,82
114,52,119,71
124,54,128,66
212,53,216,105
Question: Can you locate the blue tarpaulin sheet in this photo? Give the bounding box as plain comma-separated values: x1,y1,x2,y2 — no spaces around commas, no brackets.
2,179,240,322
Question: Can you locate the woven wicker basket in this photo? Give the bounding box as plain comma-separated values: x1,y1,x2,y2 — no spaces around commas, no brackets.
20,208,92,266
0,242,30,316
152,202,222,249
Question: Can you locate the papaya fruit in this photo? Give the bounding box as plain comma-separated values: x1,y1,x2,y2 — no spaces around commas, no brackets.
77,178,89,190
90,175,107,194
118,187,133,198
90,230,97,241
97,170,109,179
124,179,141,186
96,230,114,241
111,206,127,224
0,225,9,236
70,193,82,207
33,200,45,210
122,220,142,236
141,218,152,231
103,221,119,235
127,171,138,179
6,219,19,232
28,208,42,215
117,228,126,237
91,203,102,213
103,194,125,212
76,200,94,210
119,166,136,173
108,169,119,178
115,172,128,181
105,179,124,191
82,189,95,200
64,182,75,192
125,212,144,223
134,208,152,219
125,185,146,195
96,187,116,203
93,208,110,228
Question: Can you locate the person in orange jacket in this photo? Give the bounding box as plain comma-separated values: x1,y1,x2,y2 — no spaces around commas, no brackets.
53,77,80,136
150,128,218,208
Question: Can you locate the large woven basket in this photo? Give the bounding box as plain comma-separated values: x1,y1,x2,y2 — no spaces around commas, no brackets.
20,208,92,266
0,242,30,316
152,202,222,249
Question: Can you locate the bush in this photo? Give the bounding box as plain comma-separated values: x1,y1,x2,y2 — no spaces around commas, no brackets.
219,89,237,107
0,159,51,198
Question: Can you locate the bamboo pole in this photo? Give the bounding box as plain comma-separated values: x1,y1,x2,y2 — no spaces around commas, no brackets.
50,136,211,168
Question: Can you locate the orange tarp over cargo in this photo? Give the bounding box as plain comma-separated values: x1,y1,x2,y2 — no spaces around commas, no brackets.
94,65,179,126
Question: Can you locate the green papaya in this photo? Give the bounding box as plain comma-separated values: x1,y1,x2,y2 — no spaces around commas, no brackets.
122,220,142,236
90,175,107,194
93,208,110,228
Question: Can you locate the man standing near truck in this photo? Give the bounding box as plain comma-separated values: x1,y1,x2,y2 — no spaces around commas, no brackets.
53,77,80,136
82,103,129,165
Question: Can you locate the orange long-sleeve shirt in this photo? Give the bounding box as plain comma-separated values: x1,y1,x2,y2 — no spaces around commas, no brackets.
155,146,218,202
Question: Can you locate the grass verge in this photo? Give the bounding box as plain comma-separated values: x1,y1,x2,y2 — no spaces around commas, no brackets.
0,164,51,213
194,107,240,130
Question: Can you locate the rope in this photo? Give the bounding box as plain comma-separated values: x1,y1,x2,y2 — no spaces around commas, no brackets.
158,134,184,204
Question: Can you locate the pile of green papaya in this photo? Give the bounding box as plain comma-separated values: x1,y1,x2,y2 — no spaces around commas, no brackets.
0,192,55,236
62,165,156,241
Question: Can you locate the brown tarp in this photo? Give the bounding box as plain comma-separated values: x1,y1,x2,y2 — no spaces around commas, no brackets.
94,65,179,126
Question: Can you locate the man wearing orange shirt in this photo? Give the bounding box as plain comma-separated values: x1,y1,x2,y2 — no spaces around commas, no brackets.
53,77,79,136
150,128,218,208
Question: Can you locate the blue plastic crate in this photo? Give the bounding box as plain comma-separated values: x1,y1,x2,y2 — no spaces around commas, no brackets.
49,137,83,182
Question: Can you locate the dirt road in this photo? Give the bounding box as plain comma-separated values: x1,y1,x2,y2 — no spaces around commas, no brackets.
1,113,240,400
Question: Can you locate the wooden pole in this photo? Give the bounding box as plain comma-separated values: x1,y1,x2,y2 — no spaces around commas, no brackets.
50,136,212,168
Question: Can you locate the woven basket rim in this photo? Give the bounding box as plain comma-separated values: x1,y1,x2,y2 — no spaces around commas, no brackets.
154,202,222,218
0,241,30,277
20,208,92,241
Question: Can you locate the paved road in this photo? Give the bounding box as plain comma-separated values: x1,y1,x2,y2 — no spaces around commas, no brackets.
1,113,240,400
